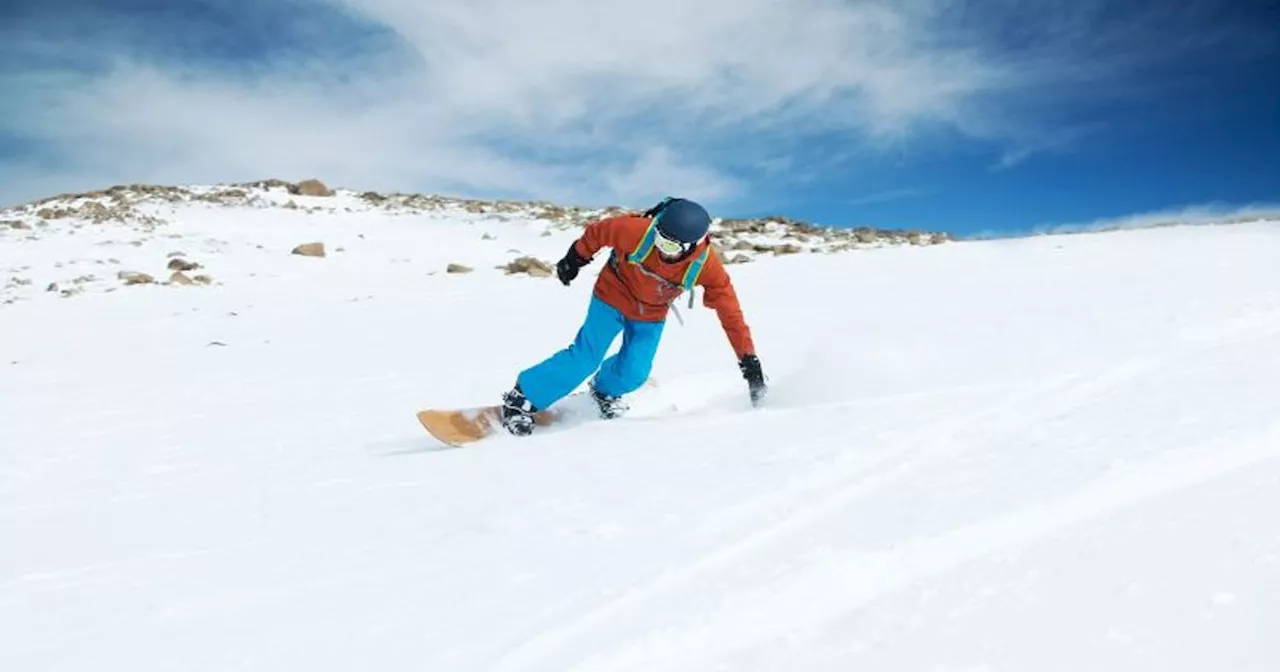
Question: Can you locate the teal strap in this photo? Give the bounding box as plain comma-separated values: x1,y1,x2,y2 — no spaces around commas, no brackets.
624,218,709,304
681,248,710,290
627,221,658,263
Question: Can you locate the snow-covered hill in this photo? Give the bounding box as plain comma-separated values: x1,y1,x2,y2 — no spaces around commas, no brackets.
1,179,945,307
2,182,1279,672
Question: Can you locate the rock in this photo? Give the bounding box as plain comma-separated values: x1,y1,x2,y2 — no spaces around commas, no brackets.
167,257,200,271
446,263,473,274
292,242,326,257
193,274,213,285
503,256,554,277
80,202,112,223
718,218,767,233
118,270,154,285
170,271,194,285
854,227,877,244
242,178,295,192
292,179,334,197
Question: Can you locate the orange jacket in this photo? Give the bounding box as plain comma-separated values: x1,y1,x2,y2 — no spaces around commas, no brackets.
571,213,757,359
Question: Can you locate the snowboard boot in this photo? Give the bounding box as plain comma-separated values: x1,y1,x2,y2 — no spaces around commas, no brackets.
500,385,537,436
588,379,628,419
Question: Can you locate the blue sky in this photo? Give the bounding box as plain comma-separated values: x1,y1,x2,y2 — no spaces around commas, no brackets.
2,0,1277,238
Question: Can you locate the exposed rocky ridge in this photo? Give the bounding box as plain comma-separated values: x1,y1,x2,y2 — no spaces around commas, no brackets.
1,177,955,308
6,177,1276,311
3,178,952,254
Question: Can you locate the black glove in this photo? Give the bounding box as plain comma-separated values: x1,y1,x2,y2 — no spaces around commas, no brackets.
556,243,589,286
738,353,767,406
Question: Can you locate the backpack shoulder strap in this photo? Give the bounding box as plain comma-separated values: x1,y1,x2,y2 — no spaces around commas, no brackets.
626,219,658,264
680,246,711,291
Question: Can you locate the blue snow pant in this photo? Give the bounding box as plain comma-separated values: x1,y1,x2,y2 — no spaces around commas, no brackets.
517,295,665,411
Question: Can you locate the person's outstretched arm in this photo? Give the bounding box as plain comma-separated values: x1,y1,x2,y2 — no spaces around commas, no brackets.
697,254,768,405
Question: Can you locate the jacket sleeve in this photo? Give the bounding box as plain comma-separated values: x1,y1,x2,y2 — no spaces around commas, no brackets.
697,251,756,360
572,214,641,260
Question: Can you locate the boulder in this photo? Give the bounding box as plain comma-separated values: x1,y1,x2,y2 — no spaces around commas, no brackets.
292,242,326,257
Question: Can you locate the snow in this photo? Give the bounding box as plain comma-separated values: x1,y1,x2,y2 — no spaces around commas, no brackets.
2,191,1279,671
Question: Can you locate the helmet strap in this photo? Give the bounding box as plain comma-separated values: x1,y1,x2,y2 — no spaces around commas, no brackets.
642,196,675,218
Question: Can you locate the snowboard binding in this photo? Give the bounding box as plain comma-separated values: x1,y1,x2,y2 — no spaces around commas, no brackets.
500,385,537,436
589,379,628,419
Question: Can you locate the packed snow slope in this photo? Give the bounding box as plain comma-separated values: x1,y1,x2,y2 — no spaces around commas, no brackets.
2,186,1279,672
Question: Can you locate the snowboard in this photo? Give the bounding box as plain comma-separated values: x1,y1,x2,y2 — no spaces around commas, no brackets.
415,379,662,447
415,404,566,447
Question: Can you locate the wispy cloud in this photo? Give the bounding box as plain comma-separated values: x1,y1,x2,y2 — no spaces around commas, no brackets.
1035,202,1280,235
964,202,1280,239
1,0,1273,212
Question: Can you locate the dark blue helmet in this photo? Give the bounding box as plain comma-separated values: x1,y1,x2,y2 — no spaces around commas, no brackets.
648,197,711,244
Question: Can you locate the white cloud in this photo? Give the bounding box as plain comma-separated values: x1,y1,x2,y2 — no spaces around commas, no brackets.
2,0,1264,212
961,202,1280,240
1029,202,1280,236
600,146,744,206
1,0,1035,209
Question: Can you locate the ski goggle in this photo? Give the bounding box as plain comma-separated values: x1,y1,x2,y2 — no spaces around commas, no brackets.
655,226,693,256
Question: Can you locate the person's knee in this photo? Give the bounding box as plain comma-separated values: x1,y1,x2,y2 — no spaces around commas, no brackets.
574,299,623,361
618,343,659,389
621,359,652,389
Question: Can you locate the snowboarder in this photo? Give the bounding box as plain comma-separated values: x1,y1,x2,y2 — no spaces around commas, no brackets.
499,196,767,436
